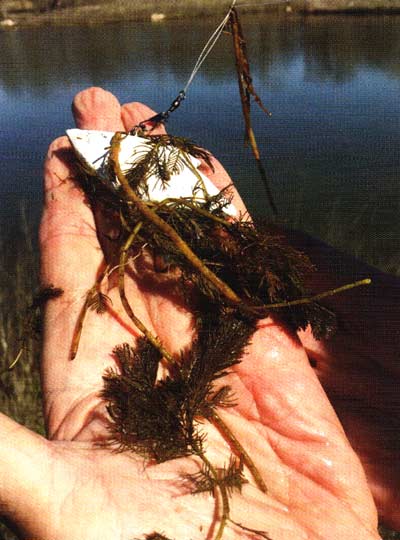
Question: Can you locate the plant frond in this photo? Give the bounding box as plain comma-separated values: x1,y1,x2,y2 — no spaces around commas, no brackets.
208,385,237,409
87,291,112,314
219,455,248,496
102,339,206,462
188,455,247,497
31,285,63,308
187,461,217,496
122,135,214,198
230,519,273,540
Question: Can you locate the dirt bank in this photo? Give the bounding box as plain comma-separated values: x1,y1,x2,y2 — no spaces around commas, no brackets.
1,0,280,27
1,0,400,28
294,0,400,12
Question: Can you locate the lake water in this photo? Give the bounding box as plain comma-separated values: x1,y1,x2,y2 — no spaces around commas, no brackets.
0,13,399,272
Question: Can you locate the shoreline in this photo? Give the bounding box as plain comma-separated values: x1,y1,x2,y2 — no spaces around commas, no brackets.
2,0,400,28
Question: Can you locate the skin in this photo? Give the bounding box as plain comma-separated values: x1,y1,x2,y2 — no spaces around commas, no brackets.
290,231,400,530
0,86,397,540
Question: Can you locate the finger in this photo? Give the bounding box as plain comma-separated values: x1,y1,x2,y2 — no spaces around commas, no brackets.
41,88,128,438
73,87,124,131
73,88,127,258
40,136,102,288
0,413,52,532
121,101,167,135
41,87,125,300
41,88,126,288
199,154,248,216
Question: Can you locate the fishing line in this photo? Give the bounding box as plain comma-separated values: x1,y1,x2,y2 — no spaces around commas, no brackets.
135,1,237,131
183,0,236,94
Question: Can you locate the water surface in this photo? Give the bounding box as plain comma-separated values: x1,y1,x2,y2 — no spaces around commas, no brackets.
0,13,399,270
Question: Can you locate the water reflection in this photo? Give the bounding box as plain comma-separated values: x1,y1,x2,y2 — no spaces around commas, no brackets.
1,15,400,93
302,16,400,81
0,13,399,271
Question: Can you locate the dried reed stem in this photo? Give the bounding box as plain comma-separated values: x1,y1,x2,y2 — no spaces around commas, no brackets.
70,262,108,360
117,221,173,362
229,7,277,217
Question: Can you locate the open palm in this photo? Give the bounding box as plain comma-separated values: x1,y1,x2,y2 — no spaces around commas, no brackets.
0,88,379,540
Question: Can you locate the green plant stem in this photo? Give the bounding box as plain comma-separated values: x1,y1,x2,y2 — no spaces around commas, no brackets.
118,221,173,363
262,278,372,309
196,450,230,540
211,410,267,493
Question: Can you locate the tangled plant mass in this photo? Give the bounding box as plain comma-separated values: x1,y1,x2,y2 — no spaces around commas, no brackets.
65,127,341,540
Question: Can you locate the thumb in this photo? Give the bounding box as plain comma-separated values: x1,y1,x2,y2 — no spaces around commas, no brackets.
0,412,52,533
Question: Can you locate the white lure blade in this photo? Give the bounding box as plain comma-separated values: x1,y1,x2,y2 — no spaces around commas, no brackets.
66,129,237,216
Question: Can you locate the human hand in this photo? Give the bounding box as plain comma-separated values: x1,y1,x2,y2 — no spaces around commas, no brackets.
0,87,380,540
283,229,400,530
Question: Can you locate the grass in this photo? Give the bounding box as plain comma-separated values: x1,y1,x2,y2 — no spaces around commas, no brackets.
3,0,287,27
0,205,43,435
0,205,43,540
0,204,398,539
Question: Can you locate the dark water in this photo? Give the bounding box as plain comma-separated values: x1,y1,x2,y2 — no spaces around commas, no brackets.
0,14,399,271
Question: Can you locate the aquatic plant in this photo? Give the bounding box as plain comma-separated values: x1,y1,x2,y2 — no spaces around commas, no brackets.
2,4,373,540
60,4,371,538
63,119,370,540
